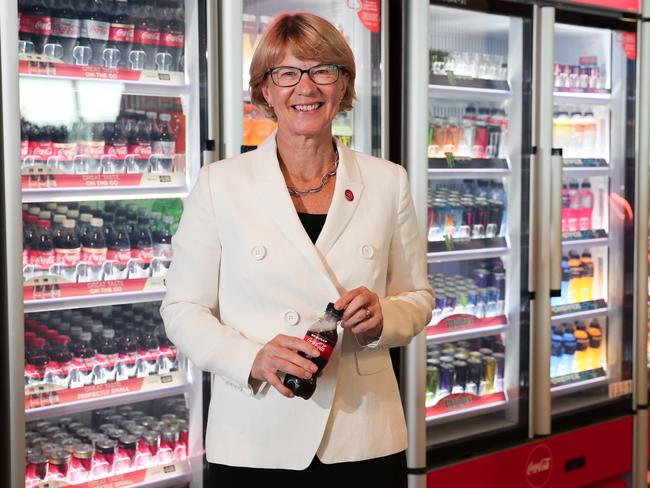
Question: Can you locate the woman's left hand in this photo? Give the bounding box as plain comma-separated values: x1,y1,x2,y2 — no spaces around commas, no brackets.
335,286,383,339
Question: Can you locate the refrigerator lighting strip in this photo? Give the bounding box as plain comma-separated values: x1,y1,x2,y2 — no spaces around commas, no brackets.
550,307,609,323
24,371,191,422
427,246,510,263
425,396,508,426
550,374,609,396
561,237,609,248
428,84,512,101
553,91,613,104
426,322,508,344
24,288,166,313
427,168,511,180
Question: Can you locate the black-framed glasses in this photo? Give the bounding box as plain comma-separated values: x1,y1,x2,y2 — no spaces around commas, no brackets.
265,64,344,87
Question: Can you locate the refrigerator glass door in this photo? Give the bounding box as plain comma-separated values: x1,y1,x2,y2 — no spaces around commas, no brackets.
242,0,383,156
550,23,634,416
17,0,204,485
425,4,529,449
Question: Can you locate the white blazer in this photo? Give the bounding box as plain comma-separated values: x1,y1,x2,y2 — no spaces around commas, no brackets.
161,134,434,470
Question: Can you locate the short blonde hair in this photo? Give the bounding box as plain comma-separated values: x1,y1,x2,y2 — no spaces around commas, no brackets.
249,13,356,120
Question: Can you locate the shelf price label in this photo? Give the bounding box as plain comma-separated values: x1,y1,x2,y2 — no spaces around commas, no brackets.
25,371,185,411
427,314,507,338
22,172,183,189
24,277,165,301
426,391,506,418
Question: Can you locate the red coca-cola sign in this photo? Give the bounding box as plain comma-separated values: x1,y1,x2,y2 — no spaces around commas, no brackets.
53,142,77,161
105,144,128,159
565,0,639,12
30,141,53,159
128,143,152,160
525,444,553,487
79,142,104,160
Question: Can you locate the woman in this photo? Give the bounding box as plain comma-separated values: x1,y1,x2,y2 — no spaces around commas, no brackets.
161,12,433,486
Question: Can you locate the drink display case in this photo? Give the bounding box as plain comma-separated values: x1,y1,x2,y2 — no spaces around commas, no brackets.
421,0,531,452
1,0,205,486
549,20,635,415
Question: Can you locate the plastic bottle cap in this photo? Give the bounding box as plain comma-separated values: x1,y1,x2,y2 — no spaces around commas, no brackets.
80,331,92,342
46,203,58,210
80,213,92,223
103,329,115,338
53,214,66,224
91,218,103,227
160,113,171,122
38,211,51,220
162,215,174,224
56,206,69,214
63,219,76,229
67,210,80,218
28,207,41,215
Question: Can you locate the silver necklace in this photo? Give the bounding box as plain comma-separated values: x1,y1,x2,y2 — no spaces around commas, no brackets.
286,149,339,197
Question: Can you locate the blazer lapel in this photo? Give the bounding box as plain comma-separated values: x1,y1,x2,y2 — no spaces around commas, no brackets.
251,134,340,296
315,141,364,257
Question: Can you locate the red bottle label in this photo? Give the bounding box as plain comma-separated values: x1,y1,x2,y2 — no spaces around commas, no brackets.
152,140,175,157
105,143,128,159
53,142,77,161
80,141,105,160
30,249,56,270
55,247,81,266
134,29,160,46
20,13,52,36
21,140,29,160
107,248,131,264
81,246,107,265
131,246,153,263
51,17,80,38
303,329,337,361
31,141,54,160
127,142,152,160
108,23,134,43
160,32,184,48
81,19,110,41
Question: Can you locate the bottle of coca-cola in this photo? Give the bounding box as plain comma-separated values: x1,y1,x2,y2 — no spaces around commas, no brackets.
103,122,128,173
126,112,152,173
105,0,134,68
106,216,131,280
70,331,96,387
47,0,80,63
20,119,31,168
54,219,81,282
130,0,159,70
152,113,175,172
18,0,52,55
129,217,153,278
283,303,342,399
51,125,76,174
31,124,53,167
81,217,107,282
30,220,56,278
157,0,184,72
77,0,110,67
94,328,118,384
76,122,104,174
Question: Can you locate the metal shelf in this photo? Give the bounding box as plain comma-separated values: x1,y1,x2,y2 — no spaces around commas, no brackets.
551,307,609,323
428,246,510,263
426,322,508,344
428,83,512,102
426,394,508,426
551,374,609,397
562,166,611,177
428,167,511,180
24,287,166,313
25,371,191,421
562,237,609,249
554,91,612,104
22,184,188,204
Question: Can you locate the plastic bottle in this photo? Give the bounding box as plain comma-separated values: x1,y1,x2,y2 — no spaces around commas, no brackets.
283,303,342,399
103,122,128,173
129,217,153,278
578,179,594,231
152,215,173,277
54,219,81,282
152,113,175,172
580,250,594,303
561,324,577,375
569,112,584,159
131,0,159,70
71,331,96,387
94,328,118,384
567,251,582,304
116,333,138,380
47,0,80,63
573,322,590,372
80,218,107,282
106,216,131,280
126,112,152,173
18,0,51,55
105,0,134,68
29,220,55,278
567,180,580,232
157,0,184,71
581,110,597,160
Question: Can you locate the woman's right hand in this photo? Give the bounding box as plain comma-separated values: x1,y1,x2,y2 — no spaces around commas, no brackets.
250,334,321,397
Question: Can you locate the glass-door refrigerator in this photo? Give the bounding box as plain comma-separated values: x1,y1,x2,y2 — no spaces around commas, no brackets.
538,5,637,429
402,1,533,486
0,0,207,486
221,0,386,158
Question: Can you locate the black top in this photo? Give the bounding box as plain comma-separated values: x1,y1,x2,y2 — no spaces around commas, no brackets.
297,213,327,244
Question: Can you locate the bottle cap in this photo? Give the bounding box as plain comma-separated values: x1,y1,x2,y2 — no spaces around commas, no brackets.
66,210,80,219
56,205,69,214
49,450,71,465
326,302,343,320
46,202,58,211
73,444,93,460
91,218,103,227
53,214,65,224
80,213,92,223
63,219,76,229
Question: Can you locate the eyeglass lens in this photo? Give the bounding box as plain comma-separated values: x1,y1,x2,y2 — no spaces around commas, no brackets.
271,65,340,87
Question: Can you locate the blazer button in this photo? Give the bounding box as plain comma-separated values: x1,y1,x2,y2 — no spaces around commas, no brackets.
284,310,300,326
251,245,267,260
361,244,375,259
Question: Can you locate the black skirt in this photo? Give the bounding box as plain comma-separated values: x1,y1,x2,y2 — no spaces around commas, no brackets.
208,450,407,487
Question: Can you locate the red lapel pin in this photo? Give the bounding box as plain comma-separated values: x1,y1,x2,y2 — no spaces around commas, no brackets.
345,189,354,201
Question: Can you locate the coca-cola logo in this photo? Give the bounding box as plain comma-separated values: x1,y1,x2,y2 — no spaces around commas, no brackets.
129,144,152,158
32,143,53,158
162,32,184,47
86,21,110,39
135,29,160,45
105,145,128,158
52,18,80,37
525,444,553,487
34,19,52,33
54,144,77,161
110,27,134,42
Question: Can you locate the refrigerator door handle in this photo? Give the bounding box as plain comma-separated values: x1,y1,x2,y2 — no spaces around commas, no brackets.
205,0,220,163
550,148,563,295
